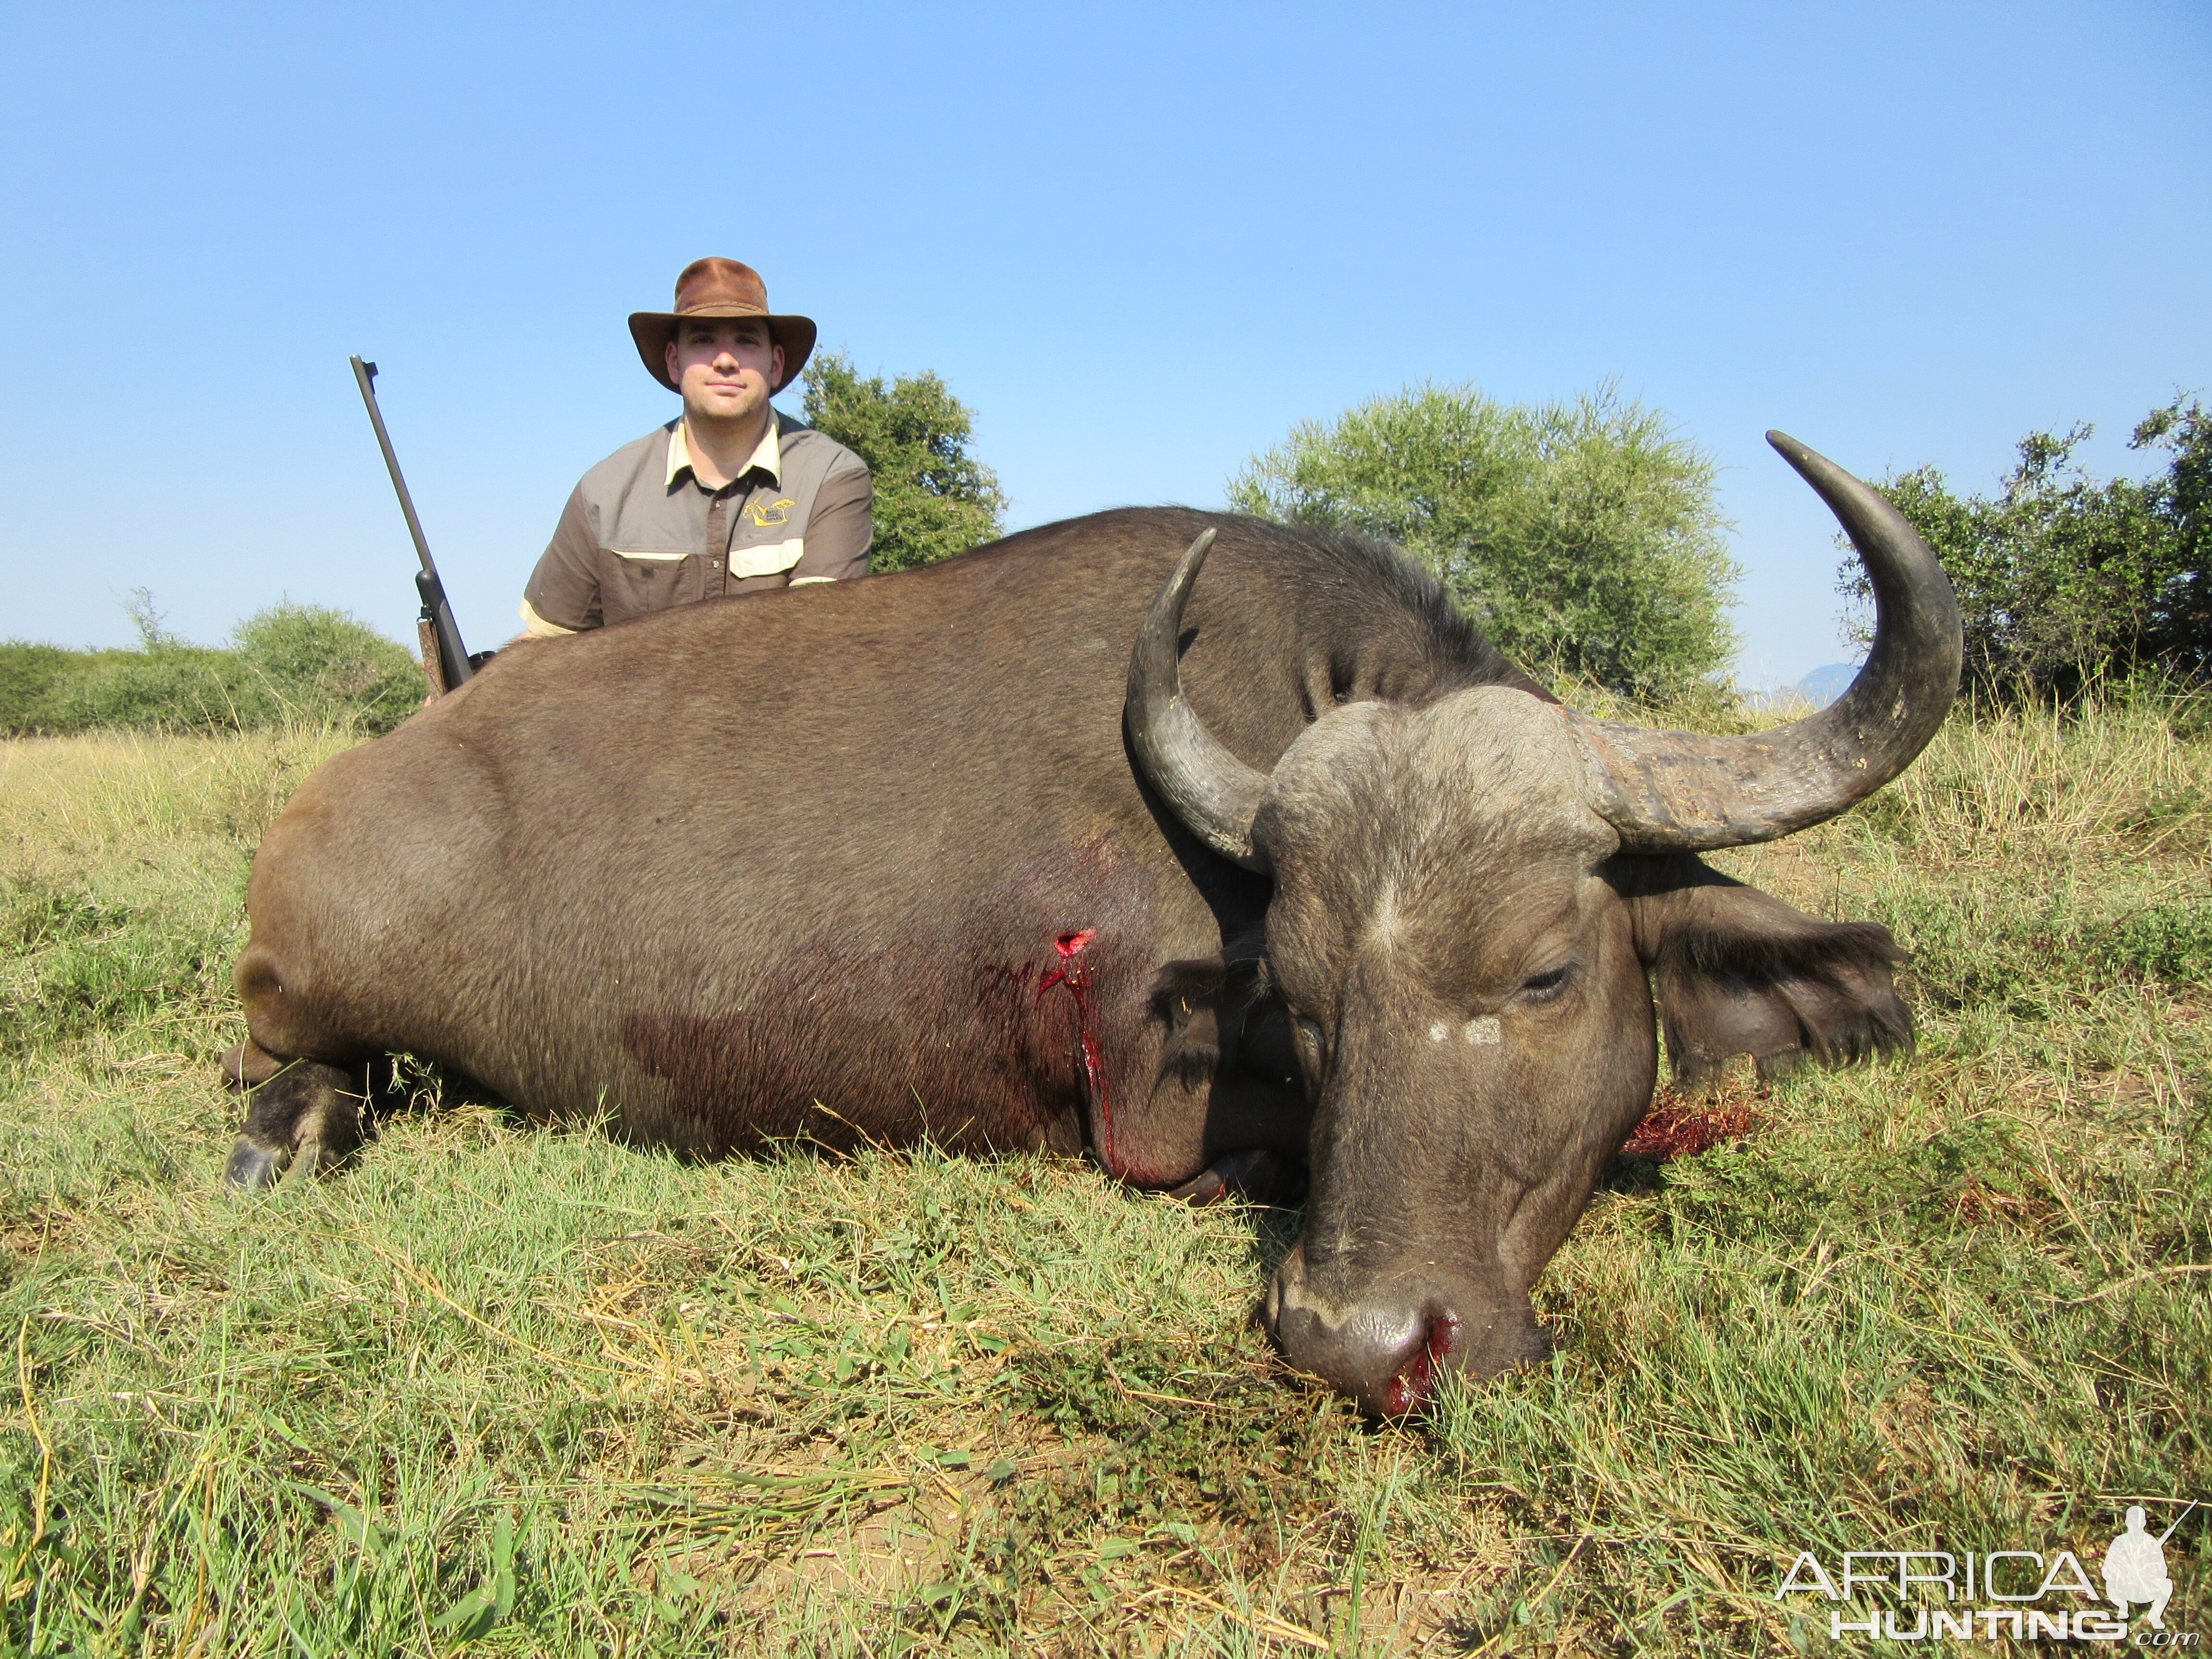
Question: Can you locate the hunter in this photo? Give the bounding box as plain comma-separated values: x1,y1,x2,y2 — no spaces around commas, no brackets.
519,258,874,636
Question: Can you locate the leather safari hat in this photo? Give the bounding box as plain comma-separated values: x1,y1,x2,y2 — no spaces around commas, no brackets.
627,257,817,394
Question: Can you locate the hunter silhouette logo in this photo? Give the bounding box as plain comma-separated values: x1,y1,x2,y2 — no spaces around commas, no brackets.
2106,1503,2192,1629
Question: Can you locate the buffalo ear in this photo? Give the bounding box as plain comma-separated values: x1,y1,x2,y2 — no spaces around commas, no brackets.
1146,950,1272,1090
1613,855,1912,1086
1150,956,1230,1088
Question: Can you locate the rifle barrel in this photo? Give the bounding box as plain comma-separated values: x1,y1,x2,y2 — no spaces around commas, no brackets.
350,355,473,688
2156,1499,2197,1545
350,355,444,585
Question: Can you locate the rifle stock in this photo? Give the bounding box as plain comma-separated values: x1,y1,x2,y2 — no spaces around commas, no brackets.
350,355,474,693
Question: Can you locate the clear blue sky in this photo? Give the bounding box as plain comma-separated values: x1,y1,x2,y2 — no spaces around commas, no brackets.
4,1,2205,688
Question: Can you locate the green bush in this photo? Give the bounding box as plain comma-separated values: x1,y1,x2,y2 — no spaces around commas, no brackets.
0,601,421,736
230,603,425,730
800,349,1008,573
1844,396,2211,699
37,643,270,733
1226,381,1740,700
0,642,135,734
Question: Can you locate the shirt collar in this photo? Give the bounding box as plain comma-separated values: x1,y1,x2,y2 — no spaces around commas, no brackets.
666,411,783,489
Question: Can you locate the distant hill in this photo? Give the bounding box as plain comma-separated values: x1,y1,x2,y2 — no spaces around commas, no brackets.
1797,663,1861,707
1743,662,1863,713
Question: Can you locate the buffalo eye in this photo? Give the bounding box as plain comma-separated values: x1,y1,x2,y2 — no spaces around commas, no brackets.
1517,963,1574,1004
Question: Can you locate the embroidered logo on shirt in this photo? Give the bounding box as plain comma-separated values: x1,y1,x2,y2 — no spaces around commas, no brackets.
749,497,795,528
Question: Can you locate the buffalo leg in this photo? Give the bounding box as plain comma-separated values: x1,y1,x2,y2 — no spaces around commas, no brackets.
1166,1148,1308,1207
219,1038,370,1189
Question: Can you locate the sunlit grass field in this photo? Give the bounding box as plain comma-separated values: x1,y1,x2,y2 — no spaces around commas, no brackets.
2,703,2206,1655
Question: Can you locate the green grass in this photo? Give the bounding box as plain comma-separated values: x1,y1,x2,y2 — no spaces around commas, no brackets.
1,706,2206,1655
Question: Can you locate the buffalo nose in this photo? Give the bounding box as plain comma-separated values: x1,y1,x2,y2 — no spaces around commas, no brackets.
1264,1250,1468,1415
1263,1244,1549,1413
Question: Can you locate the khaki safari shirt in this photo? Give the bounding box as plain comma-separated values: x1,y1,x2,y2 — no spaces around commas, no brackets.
519,410,872,635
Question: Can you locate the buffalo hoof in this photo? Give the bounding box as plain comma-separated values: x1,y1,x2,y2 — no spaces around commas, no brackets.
224,1125,360,1190
1166,1149,1308,1207
218,1041,369,1191
225,1136,286,1190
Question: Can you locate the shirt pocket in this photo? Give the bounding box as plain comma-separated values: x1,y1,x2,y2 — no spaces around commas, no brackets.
728,537,805,580
598,548,700,623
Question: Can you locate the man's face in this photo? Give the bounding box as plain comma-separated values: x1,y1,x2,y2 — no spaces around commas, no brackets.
665,318,784,428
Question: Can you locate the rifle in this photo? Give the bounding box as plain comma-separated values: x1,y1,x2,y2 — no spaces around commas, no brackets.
349,355,474,695
2156,1500,2198,1545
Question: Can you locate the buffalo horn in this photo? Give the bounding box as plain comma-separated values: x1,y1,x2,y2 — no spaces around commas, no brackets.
1570,432,1963,852
1125,529,1272,871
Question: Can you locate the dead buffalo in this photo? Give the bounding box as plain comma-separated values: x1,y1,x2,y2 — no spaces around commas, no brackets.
223,431,1959,1414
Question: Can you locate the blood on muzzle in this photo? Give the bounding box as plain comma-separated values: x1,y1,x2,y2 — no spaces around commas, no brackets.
1261,1241,1547,1415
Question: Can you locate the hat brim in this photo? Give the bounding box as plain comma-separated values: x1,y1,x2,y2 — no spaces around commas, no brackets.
628,309,817,394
